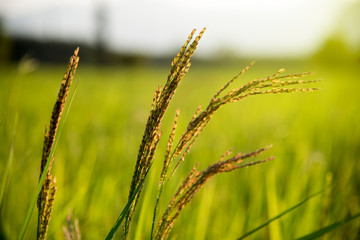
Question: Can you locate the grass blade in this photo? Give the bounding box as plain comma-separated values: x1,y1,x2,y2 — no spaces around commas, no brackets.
295,212,360,240
237,189,325,240
17,83,78,240
105,164,152,240
0,114,17,211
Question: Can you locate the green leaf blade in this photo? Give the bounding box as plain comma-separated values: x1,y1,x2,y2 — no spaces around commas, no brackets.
17,82,79,240
237,189,325,240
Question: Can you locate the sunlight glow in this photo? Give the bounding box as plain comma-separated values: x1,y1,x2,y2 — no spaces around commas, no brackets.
0,0,353,58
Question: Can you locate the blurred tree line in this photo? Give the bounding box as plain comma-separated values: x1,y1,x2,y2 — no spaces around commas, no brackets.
1,34,357,66
0,1,359,66
0,16,11,64
0,12,156,66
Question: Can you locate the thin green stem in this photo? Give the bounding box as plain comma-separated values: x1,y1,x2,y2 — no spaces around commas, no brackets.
106,164,152,240
295,212,360,240
150,180,165,240
0,114,17,211
237,189,326,240
17,82,78,240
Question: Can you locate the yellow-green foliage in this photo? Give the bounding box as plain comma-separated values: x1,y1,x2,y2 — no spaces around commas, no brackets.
0,33,359,239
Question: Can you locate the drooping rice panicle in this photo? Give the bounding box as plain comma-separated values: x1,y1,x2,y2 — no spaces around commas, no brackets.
115,27,320,240
166,65,319,180
155,146,274,240
150,52,319,239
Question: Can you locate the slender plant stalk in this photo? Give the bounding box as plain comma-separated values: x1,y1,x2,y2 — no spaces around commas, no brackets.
36,47,79,240
17,48,79,240
17,63,79,240
11,28,321,240
146,29,320,239
93,28,320,239
106,164,152,240
150,110,180,239
123,28,206,238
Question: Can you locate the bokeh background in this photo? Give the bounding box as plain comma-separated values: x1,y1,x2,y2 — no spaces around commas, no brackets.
0,0,359,239
1,0,359,62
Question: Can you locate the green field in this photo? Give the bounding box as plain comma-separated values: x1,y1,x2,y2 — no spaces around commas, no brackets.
0,58,359,239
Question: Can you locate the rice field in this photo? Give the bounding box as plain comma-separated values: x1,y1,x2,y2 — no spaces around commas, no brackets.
0,56,359,239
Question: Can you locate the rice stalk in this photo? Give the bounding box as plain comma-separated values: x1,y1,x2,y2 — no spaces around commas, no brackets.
37,48,79,240
113,27,320,239
107,164,153,240
17,69,79,240
151,65,318,239
151,110,180,239
123,28,206,238
146,30,320,239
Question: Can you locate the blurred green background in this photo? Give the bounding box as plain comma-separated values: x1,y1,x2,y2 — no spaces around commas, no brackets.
1,56,359,239
0,0,360,239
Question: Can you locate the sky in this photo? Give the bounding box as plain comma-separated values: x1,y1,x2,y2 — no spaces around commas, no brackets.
0,0,357,58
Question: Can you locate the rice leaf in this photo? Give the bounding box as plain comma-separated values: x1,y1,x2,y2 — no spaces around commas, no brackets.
237,189,325,240
105,164,152,240
295,212,360,240
0,114,17,211
17,82,78,240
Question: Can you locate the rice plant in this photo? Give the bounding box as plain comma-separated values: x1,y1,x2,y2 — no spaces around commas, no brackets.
17,48,79,240
36,47,79,240
119,28,320,239
13,28,340,240
37,47,79,239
